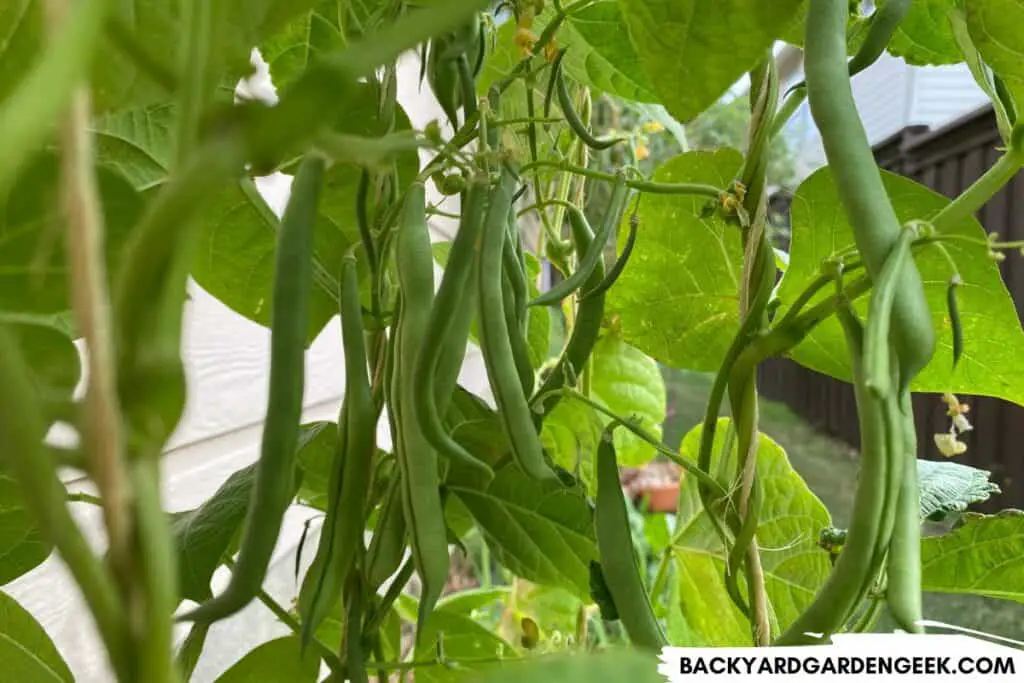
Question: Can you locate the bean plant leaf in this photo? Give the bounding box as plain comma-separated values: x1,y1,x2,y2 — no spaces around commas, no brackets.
447,463,599,599
259,0,346,90
673,418,832,644
965,0,1024,107
468,649,665,683
1,317,80,405
0,591,73,682
91,83,417,344
540,398,603,496
214,635,320,682
884,0,963,66
394,594,519,683
779,167,1024,407
921,511,1024,603
0,474,52,586
616,0,805,122
533,1,658,103
171,463,258,603
918,459,1001,522
606,149,744,372
0,154,143,316
589,332,667,467
295,420,338,510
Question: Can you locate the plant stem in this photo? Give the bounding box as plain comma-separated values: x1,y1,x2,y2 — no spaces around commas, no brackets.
931,150,1024,234
223,557,344,675
56,43,134,602
552,388,735,506
68,491,105,506
520,159,723,197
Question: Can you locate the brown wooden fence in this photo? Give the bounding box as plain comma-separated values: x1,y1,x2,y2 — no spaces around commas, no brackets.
760,105,1024,511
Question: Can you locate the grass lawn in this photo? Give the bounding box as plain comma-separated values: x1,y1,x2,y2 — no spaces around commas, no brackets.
661,367,1024,641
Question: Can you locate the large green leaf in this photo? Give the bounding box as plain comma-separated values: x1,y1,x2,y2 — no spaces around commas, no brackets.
616,0,804,122
779,167,1024,406
170,464,257,603
672,418,832,644
260,0,346,90
0,154,143,316
92,81,417,343
885,0,962,66
2,317,80,405
918,459,1000,522
537,1,659,103
395,594,519,683
0,474,52,586
965,0,1024,106
0,591,73,682
540,398,603,496
589,332,666,467
447,463,599,599
214,635,320,682
294,421,337,511
468,649,665,683
606,149,744,372
921,511,1024,603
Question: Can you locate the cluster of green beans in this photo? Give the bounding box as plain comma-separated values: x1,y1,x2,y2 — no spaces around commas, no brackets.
775,0,935,643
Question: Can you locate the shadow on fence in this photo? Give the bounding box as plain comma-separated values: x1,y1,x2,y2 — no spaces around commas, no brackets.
763,105,1024,511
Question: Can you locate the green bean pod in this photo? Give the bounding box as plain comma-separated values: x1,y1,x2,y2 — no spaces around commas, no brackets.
775,285,890,644
948,275,963,371
477,165,556,482
365,475,408,591
182,155,325,624
530,176,628,307
551,49,626,151
299,254,376,643
845,0,911,77
343,573,370,683
594,427,667,650
503,224,530,335
804,0,934,385
393,182,451,637
502,265,536,397
886,391,924,633
863,226,915,396
532,190,621,420
412,176,495,478
581,211,639,302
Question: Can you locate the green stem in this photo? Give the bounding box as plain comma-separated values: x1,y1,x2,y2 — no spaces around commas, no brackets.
931,150,1024,234
520,159,723,197
227,558,344,675
68,491,104,506
549,388,734,505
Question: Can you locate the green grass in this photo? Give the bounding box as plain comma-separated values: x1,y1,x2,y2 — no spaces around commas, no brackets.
661,367,1024,641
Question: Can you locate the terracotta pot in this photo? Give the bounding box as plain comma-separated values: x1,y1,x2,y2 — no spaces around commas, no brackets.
638,482,680,514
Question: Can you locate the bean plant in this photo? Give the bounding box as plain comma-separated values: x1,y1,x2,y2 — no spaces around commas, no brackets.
1,0,1023,680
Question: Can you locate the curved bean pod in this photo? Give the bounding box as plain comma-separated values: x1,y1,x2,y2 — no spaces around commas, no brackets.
595,427,667,650
181,154,324,624
412,177,495,478
804,0,934,385
300,254,376,643
477,165,556,481
393,182,451,637
530,175,628,307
